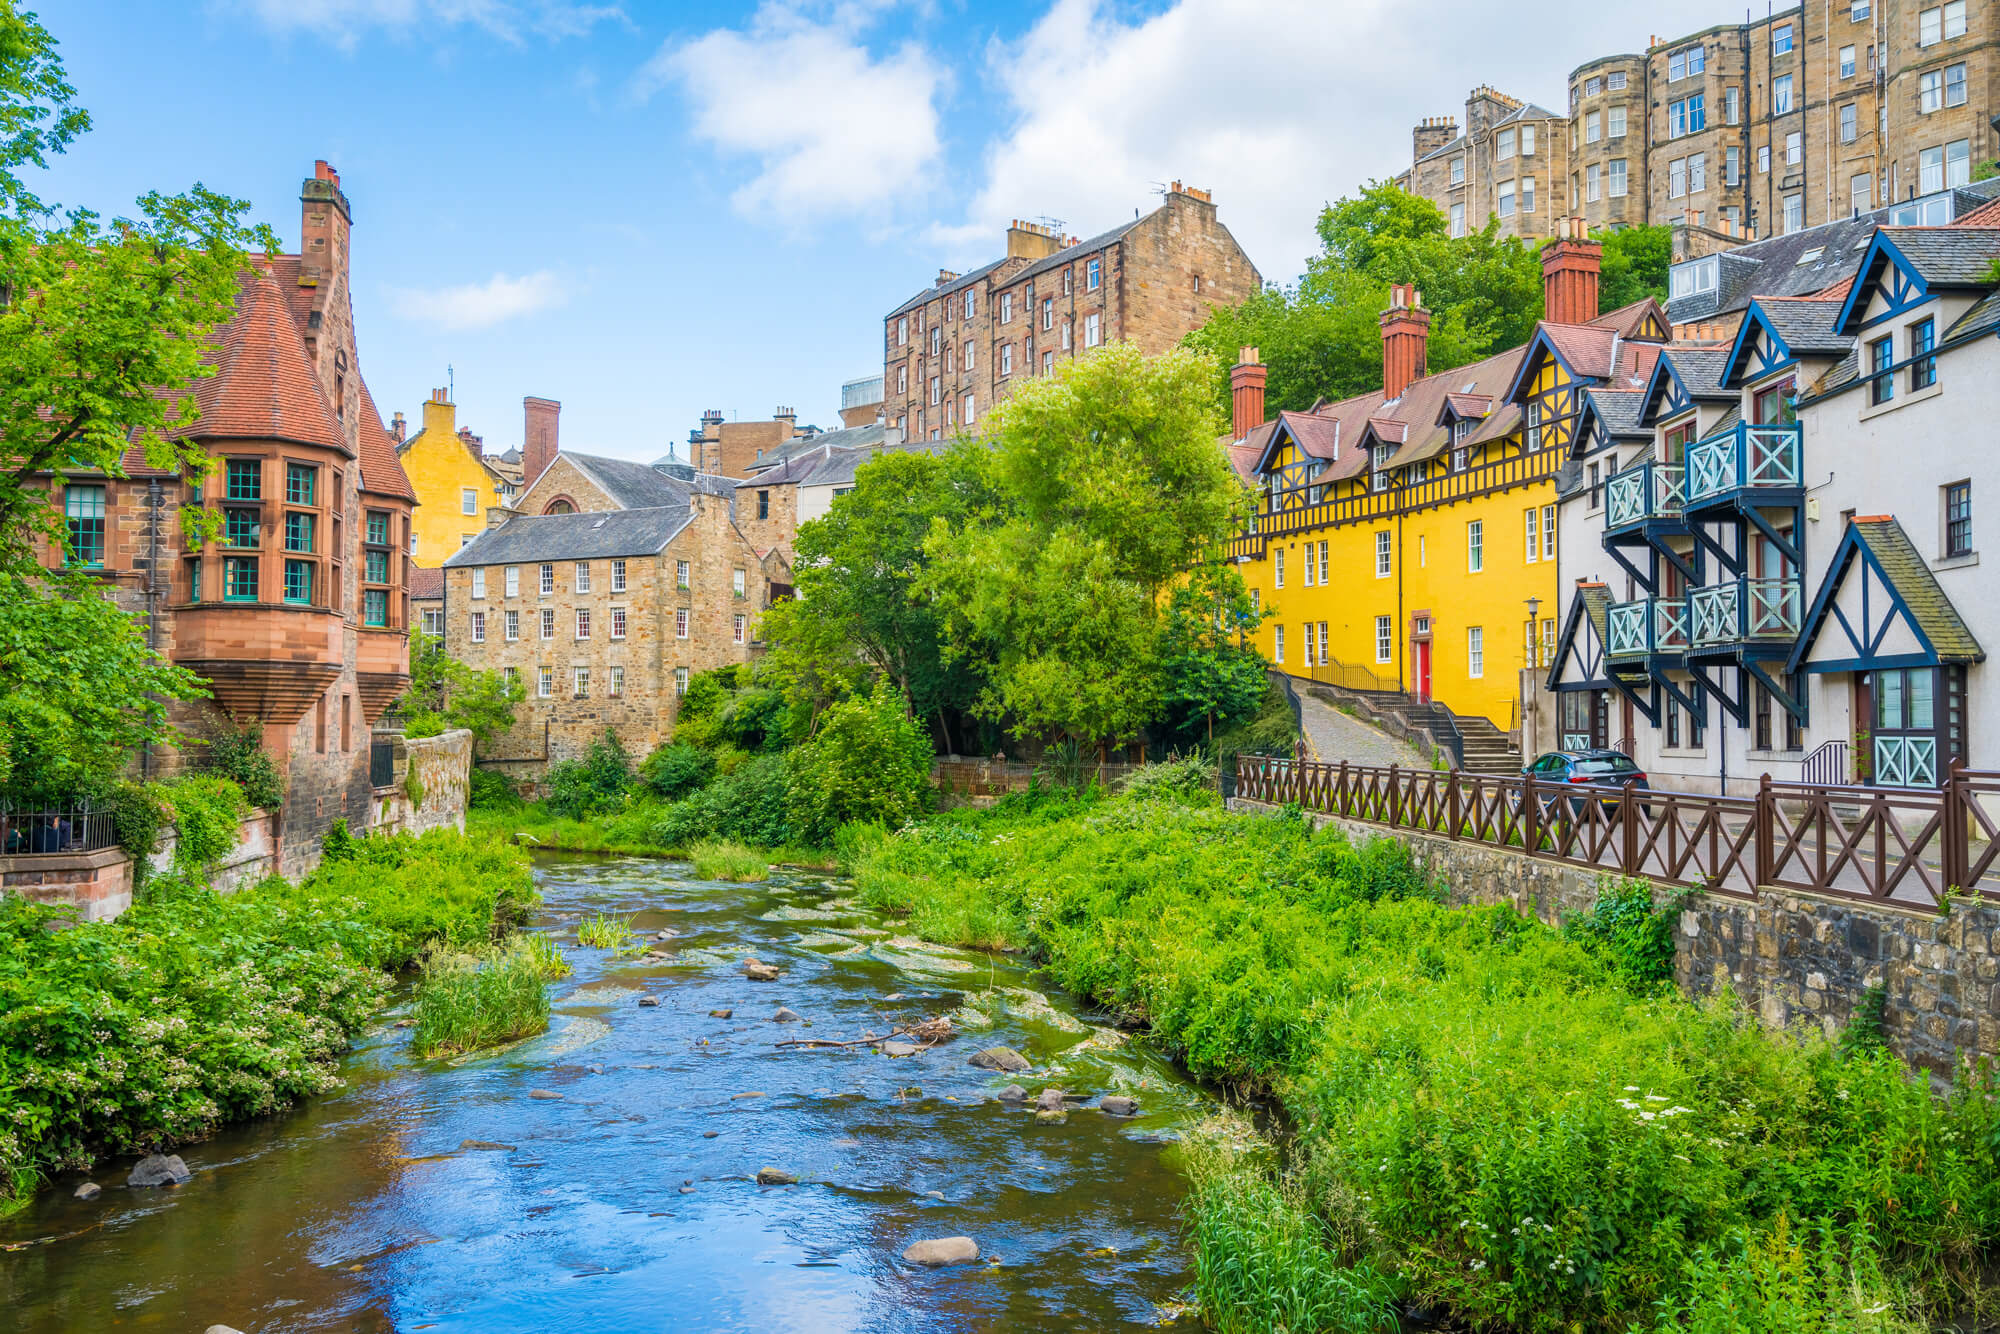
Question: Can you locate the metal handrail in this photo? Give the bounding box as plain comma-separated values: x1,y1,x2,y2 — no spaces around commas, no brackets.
0,800,121,856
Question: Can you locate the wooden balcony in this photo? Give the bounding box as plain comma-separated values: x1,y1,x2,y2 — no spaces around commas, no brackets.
1603,461,1685,537
1683,422,1803,513
1686,577,1802,653
1605,596,1688,661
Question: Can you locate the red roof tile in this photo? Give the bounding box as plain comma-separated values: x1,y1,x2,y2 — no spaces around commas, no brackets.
175,263,351,455
1954,196,2000,229
354,376,416,501
408,563,444,599
1588,297,1669,336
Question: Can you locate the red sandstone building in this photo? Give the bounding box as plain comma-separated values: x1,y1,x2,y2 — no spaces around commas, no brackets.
34,161,415,874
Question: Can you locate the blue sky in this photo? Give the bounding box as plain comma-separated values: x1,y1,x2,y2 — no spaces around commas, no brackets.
36,0,1730,463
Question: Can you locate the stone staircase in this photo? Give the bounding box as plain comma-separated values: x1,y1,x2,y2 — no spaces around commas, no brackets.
1300,678,1521,775
1454,714,1523,775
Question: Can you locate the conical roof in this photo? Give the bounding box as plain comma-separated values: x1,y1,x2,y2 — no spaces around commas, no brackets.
179,263,351,455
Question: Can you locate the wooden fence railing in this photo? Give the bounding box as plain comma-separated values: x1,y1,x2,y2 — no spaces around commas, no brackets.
1233,756,2000,909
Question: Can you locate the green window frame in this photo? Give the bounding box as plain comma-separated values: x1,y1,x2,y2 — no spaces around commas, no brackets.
283,559,313,605
226,459,261,501
189,559,202,603
285,462,316,506
365,548,389,584
364,588,388,626
366,510,389,546
225,508,259,548
284,511,315,553
64,484,105,568
224,556,258,601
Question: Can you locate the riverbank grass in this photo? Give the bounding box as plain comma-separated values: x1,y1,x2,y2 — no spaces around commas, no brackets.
690,839,768,882
576,914,637,951
410,944,553,1059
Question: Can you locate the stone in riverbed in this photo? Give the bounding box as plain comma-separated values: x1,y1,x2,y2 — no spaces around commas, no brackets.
127,1154,192,1188
995,1084,1027,1102
881,1041,918,1057
638,995,661,1007
710,1008,733,1019
772,1007,802,1023
460,1140,515,1152
528,1089,563,1101
1034,1109,1068,1125
1034,1088,1066,1112
205,1326,246,1334
73,1181,101,1201
1100,1096,1140,1117
743,959,782,981
902,1236,980,1267
968,1047,1030,1073
755,1167,798,1186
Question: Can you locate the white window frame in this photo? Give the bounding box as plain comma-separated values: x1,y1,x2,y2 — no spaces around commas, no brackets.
1542,505,1556,561
1773,22,1793,54
674,666,689,697
538,666,553,699
574,561,590,593
1375,615,1393,664
1273,623,1285,664
1468,626,1485,679
471,567,486,599
573,666,589,699
733,613,746,645
611,558,626,592
505,609,519,641
539,563,554,595
733,567,746,598
1468,519,1484,572
675,607,689,639
469,611,485,643
540,607,555,640
610,606,626,640
504,565,519,597
1525,507,1540,563
1840,44,1857,78
575,607,590,640
1084,313,1101,348
609,666,623,697
1375,530,1392,578
1609,158,1628,197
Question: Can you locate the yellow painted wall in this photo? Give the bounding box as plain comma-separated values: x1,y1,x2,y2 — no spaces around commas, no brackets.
401,396,509,563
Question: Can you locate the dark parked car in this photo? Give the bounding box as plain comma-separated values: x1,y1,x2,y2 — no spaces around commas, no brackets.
1521,749,1650,816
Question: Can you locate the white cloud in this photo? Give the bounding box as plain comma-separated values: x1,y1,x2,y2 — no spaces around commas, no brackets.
639,2,944,226
230,0,624,45
388,271,567,330
946,0,1742,282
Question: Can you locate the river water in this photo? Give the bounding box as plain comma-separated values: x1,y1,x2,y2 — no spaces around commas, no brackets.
2,853,1213,1332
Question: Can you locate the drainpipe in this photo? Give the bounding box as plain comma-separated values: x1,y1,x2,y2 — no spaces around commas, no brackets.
141,477,163,781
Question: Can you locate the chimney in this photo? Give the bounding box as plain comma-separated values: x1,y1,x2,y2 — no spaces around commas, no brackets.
390,411,406,444
935,269,960,287
774,406,797,437
419,391,454,453
700,409,723,442
457,426,483,461
1230,347,1268,439
523,396,560,488
1542,216,1602,326
1379,283,1432,401
1006,218,1062,261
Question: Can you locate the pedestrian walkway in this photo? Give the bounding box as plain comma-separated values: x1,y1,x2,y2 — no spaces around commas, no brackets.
1296,688,1427,769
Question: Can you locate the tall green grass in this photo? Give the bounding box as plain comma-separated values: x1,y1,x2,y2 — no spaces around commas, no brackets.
409,944,552,1058
689,839,768,882
575,914,636,951
845,781,2000,1332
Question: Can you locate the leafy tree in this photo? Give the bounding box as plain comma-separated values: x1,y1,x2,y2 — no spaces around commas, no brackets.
194,717,283,810
542,730,632,820
638,742,715,801
785,689,935,845
1595,223,1673,312
0,3,276,572
401,632,525,748
1155,583,1271,746
0,569,208,801
926,344,1255,750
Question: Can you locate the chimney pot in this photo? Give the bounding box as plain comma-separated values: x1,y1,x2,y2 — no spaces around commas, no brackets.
522,395,560,490
1229,350,1268,440
1379,283,1433,401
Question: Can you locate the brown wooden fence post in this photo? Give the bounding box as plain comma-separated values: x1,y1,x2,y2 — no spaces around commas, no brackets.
1942,758,1970,894
1522,769,1538,855
1447,768,1461,841
1621,779,1638,875
1755,773,1775,888
1389,764,1402,828
1338,760,1350,819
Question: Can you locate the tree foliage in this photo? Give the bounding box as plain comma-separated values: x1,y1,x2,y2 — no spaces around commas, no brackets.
1596,223,1673,312
402,632,526,748
785,689,934,845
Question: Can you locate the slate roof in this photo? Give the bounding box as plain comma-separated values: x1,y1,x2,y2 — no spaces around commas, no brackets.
408,564,444,600
1851,517,1983,662
1589,297,1670,337
1014,218,1146,286
1660,347,1735,399
444,506,695,567
1751,297,1850,354
1943,289,2000,342
744,422,893,474
1879,227,2000,285
887,257,1014,320
565,452,703,510
1580,387,1649,439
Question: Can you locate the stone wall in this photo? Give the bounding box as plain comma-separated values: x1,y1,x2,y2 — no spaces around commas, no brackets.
372,728,473,838
4,807,281,921
1233,799,1999,1076
935,757,1144,806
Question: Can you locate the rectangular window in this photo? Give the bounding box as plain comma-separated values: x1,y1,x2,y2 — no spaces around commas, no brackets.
1921,5,1941,45
1520,124,1535,156
1000,343,1013,376
575,608,590,639
574,562,590,594
460,487,477,516
1773,22,1793,54
470,610,486,642
1783,194,1803,234
1909,316,1937,391
1450,155,1464,185
538,666,553,698
1688,152,1706,193
539,563,554,595
1542,505,1556,561
1375,615,1393,664
999,293,1012,324
471,567,486,599
603,605,623,639
285,462,316,506
1585,164,1600,202
1525,506,1540,562
541,607,555,639
1947,138,1971,188
504,565,519,597
1084,313,1101,347
1868,335,1895,405
1840,45,1857,77
1920,69,1944,113
364,548,388,584
1921,144,1944,193
1946,62,1968,107
732,568,746,599
1467,519,1484,572
1725,145,1742,185
64,483,105,567
1723,87,1739,125
226,458,261,502
609,666,624,697
574,667,589,699
676,559,690,590
1467,626,1485,679
1449,201,1465,236
1317,540,1328,584
1086,257,1101,290
1608,70,1626,90
1585,110,1600,143
733,613,746,645
364,588,387,626
505,609,519,640
224,555,258,600
225,507,259,549
1274,546,1285,589
1669,157,1687,198
1852,0,1869,17
676,607,689,639
1759,144,1771,173
1043,350,1054,374
1375,530,1391,577
1519,176,1535,212
1946,481,1972,557
1840,103,1858,145
284,559,313,605
1497,127,1515,159
366,510,388,545
1498,179,1516,216
284,510,314,554
1273,623,1285,663
1785,131,1802,165
1609,158,1628,197
1608,105,1626,138
1851,172,1873,213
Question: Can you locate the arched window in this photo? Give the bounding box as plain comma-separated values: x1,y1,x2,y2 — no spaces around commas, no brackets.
543,498,575,515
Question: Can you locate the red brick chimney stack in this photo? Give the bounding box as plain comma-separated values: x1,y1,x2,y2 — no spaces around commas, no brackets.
523,396,560,488
1229,347,1268,439
457,426,483,461
1379,283,1431,401
1542,216,1603,326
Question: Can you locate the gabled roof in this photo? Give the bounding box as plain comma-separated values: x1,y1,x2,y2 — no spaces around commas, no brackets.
1438,392,1492,424
744,422,894,473
565,452,702,510
1942,288,2000,342
1505,320,1662,404
1014,217,1147,285
355,378,416,502
1588,297,1671,338
1831,227,2000,334
408,564,444,600
1577,387,1650,446
1719,297,1848,387
886,256,1014,320
1632,346,1731,427
1789,516,1984,673
175,264,351,455
444,505,696,567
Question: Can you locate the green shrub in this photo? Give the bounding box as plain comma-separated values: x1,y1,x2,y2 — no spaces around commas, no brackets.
158,774,247,876
785,690,933,845
639,742,716,801
196,720,284,810
689,838,768,882
294,827,536,962
1562,875,1680,992
409,945,551,1058
543,730,632,819
649,753,793,848
468,766,521,810
509,933,570,980
1118,753,1218,808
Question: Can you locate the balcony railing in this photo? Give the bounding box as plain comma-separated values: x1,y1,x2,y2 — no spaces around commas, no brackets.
1605,596,1689,659
1688,577,1801,649
1684,422,1803,507
1604,461,1684,532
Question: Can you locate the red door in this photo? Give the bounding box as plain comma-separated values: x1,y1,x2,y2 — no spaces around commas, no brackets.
1415,639,1433,700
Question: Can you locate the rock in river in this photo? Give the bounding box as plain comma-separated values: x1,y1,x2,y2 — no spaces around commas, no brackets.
1034,1109,1068,1125
881,1041,918,1057
528,1089,563,1101
995,1084,1028,1102
710,1008,733,1019
638,995,661,1007
461,1140,516,1152
902,1236,980,1267
742,959,782,981
968,1047,1030,1073
1100,1095,1140,1117
1034,1088,1067,1112
73,1181,101,1201
755,1167,798,1186
127,1154,192,1188
772,1007,802,1023
205,1326,246,1334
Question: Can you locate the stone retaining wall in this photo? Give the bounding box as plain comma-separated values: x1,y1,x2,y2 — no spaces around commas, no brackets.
1233,799,2000,1077
373,729,473,838
933,757,1143,807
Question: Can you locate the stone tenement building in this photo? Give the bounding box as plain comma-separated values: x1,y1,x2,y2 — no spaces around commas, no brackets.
1400,88,1573,242
441,495,778,779
34,160,416,875
1400,1,1997,240
682,406,815,479
882,183,1261,441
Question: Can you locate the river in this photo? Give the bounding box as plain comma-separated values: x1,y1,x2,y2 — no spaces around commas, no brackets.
2,852,1214,1332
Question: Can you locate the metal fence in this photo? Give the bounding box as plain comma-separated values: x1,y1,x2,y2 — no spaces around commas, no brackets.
0,800,122,856
1233,756,2000,910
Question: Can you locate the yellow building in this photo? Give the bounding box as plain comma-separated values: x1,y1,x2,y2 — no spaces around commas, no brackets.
397,389,518,562
1225,228,1671,763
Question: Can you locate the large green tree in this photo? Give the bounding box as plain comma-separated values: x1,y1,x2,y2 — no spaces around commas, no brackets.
0,2,274,572
401,633,527,749
1596,223,1673,312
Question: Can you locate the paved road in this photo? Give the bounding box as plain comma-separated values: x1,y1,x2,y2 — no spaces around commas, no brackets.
1296,688,1428,769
